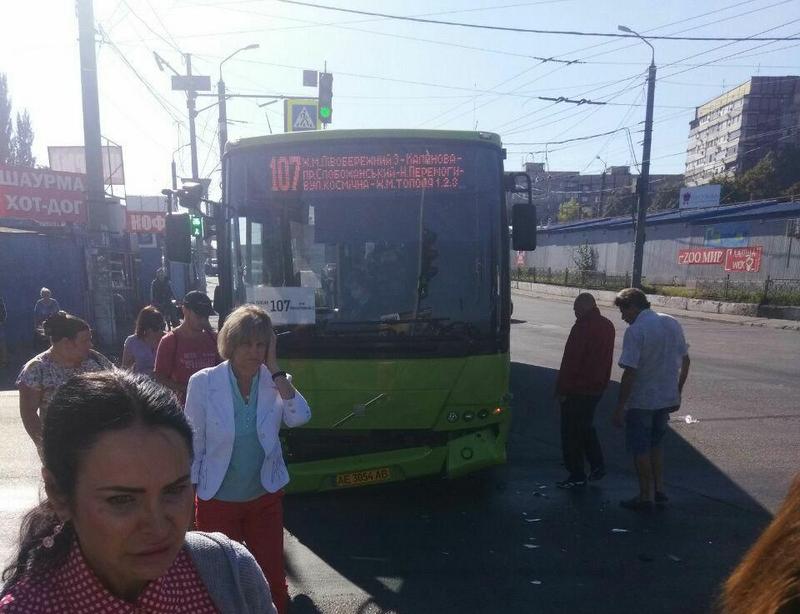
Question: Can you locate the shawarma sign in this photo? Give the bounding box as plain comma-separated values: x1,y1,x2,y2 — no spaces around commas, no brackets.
0,164,88,224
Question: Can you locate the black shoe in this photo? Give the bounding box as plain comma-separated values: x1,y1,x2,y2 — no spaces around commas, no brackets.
556,477,587,489
588,467,606,481
655,491,669,507
620,497,654,512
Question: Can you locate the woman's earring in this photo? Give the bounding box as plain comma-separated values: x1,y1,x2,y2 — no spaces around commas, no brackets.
42,522,64,549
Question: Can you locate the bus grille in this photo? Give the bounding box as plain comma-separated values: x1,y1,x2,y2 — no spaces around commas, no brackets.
282,429,449,464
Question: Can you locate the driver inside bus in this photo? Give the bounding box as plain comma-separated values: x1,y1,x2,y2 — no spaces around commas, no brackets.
345,272,381,321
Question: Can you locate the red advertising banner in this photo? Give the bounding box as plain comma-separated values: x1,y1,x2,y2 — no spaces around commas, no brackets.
677,247,726,265
126,211,166,234
724,246,762,273
0,164,88,224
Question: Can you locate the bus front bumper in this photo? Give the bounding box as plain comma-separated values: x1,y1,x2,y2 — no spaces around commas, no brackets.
285,426,506,493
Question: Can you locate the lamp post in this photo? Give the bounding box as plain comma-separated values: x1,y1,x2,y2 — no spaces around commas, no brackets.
619,24,656,289
596,155,608,218
216,44,259,324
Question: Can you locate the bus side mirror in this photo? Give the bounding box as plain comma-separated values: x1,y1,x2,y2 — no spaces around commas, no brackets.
512,204,537,251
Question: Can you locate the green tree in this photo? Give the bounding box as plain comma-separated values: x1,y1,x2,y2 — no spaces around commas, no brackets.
11,110,35,167
602,190,637,218
711,145,800,204
557,198,581,222
0,73,12,165
650,185,680,211
572,241,598,272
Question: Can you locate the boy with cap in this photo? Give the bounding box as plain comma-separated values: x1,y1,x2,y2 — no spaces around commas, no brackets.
154,291,220,404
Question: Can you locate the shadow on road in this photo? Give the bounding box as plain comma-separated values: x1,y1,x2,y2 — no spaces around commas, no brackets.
281,362,771,614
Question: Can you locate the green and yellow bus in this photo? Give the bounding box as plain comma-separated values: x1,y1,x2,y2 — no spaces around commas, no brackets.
222,129,535,492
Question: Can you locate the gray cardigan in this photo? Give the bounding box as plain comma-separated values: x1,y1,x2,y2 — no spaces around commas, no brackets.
185,531,277,614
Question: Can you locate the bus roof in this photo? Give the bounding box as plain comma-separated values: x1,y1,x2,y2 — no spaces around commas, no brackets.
226,129,503,154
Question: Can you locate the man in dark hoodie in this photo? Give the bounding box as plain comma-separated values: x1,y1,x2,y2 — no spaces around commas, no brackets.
554,292,616,488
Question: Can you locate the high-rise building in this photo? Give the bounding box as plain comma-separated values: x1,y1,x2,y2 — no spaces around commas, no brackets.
684,76,800,186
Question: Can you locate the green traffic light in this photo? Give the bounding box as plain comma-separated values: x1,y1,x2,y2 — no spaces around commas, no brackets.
320,106,331,119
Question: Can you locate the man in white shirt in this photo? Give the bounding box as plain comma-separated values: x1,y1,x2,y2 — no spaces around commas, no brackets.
612,288,691,511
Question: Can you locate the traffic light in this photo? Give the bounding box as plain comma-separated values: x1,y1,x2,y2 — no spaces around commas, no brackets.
318,72,333,124
203,217,217,240
417,229,439,300
165,213,192,263
189,214,203,238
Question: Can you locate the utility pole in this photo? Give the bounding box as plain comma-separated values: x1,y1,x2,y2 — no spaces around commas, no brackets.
185,54,200,180
619,24,656,289
76,0,104,219
599,170,607,218
632,62,656,289
216,76,231,324
77,0,115,347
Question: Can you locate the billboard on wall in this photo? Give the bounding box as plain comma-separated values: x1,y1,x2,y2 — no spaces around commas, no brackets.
677,244,763,273
126,211,166,234
724,246,762,273
679,184,721,209
677,247,726,265
48,145,125,185
0,164,88,224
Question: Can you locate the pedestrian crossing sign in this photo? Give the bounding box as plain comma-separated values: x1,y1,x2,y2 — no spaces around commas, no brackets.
284,98,319,132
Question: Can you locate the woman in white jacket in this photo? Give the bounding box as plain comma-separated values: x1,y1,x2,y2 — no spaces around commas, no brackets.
185,305,311,614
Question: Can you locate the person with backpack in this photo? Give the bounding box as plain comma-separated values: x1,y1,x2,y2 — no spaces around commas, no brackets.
154,291,220,404
16,311,113,450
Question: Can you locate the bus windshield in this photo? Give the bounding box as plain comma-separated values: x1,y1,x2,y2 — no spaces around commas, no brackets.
227,138,505,355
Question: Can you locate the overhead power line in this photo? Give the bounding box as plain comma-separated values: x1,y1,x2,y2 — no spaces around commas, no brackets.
538,96,607,105
277,0,800,41
505,127,632,146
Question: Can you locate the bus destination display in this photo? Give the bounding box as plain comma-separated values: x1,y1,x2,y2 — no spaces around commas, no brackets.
269,152,466,193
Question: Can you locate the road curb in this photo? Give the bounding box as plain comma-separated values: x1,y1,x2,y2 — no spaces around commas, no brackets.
511,283,800,331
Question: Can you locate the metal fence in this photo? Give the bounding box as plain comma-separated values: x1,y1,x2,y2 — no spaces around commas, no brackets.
512,267,800,306
512,267,632,291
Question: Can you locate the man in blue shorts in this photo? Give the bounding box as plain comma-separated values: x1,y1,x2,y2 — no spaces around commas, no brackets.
612,288,691,511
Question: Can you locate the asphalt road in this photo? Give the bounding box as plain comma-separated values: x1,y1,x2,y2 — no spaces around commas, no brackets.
1,293,798,613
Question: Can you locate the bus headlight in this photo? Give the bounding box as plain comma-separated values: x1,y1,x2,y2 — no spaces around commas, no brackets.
463,410,475,422
447,411,459,423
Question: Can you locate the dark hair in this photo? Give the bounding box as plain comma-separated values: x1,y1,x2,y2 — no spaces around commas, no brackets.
1,371,192,589
42,311,89,343
135,305,166,338
720,474,800,613
614,287,651,311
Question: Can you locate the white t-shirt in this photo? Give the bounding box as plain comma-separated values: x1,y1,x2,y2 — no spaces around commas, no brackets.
619,309,689,410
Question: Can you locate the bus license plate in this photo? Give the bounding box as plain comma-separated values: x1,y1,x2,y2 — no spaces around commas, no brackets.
335,467,391,488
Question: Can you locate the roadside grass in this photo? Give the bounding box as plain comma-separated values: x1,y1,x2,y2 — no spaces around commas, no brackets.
511,268,800,306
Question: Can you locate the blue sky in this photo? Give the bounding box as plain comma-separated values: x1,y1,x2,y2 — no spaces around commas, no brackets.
2,0,798,194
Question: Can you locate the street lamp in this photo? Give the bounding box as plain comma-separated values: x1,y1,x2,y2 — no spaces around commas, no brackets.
216,43,259,325
218,44,259,173
618,24,656,289
596,156,608,218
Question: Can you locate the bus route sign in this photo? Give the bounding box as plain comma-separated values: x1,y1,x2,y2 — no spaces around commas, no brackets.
268,152,466,193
